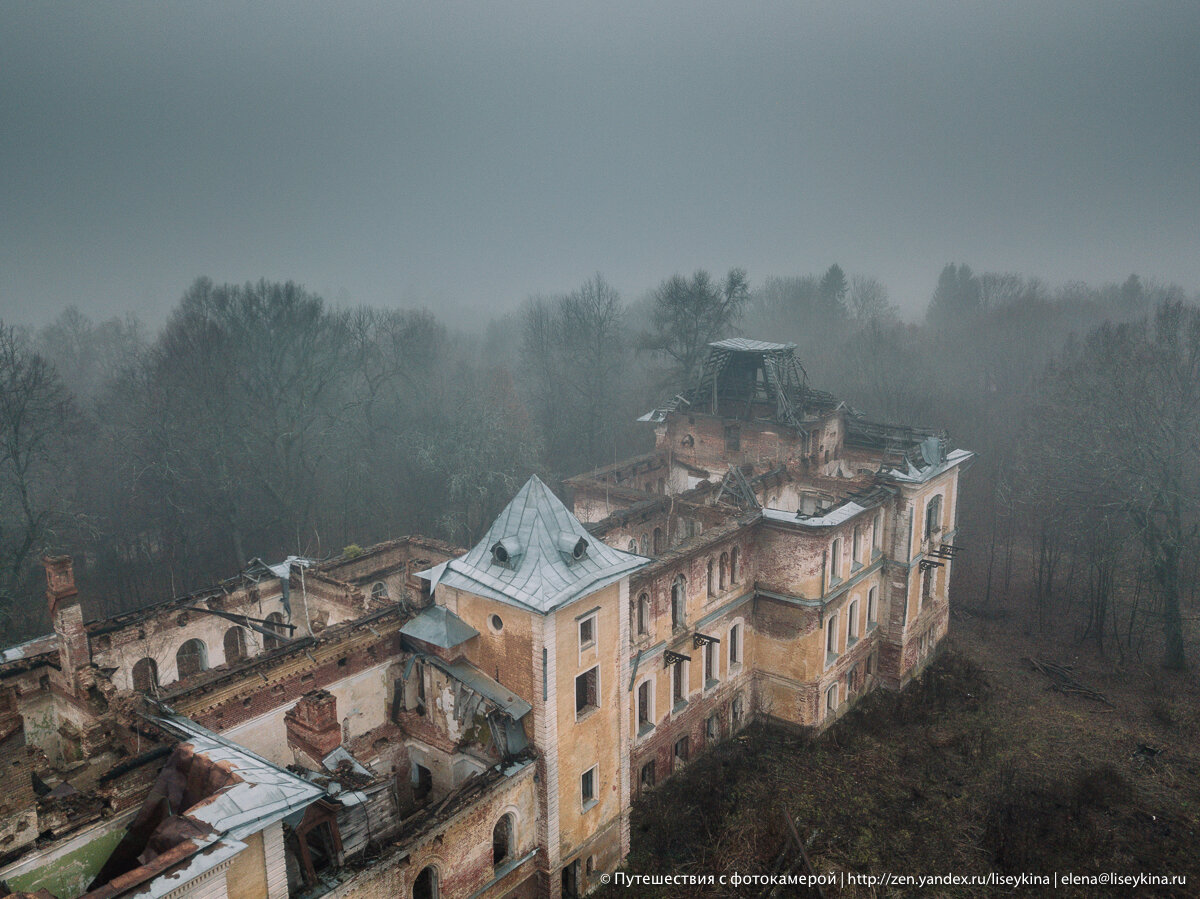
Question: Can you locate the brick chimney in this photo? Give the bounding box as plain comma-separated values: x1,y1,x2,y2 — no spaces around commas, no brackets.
285,690,341,762
44,556,89,684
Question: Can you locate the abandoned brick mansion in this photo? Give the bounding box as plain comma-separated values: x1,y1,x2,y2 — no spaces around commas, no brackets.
0,340,970,899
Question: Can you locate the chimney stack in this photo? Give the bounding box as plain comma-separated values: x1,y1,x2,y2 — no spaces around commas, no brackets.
43,556,89,685
285,690,342,762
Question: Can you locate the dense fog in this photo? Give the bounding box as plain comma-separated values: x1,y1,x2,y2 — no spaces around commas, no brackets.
2,266,1197,671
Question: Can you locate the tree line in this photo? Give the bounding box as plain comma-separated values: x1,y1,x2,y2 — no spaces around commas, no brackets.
1,266,1197,670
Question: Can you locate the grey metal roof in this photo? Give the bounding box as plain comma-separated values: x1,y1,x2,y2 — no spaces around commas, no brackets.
709,337,797,353
422,475,649,614
400,604,480,648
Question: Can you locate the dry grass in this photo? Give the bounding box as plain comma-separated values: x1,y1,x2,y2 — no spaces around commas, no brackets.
604,612,1200,898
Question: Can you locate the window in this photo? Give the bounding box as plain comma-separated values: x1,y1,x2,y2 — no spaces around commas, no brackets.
706,558,715,598
706,713,719,743
671,575,686,629
413,865,438,899
673,736,690,768
132,657,158,693
731,694,745,728
653,527,664,554
579,614,596,650
640,534,650,555
847,600,859,643
581,766,597,808
492,814,514,867
371,581,390,602
223,626,247,663
873,511,883,553
719,552,728,591
413,763,432,801
728,623,742,667
627,538,637,553
852,526,862,566
490,614,504,632
704,639,717,686
176,639,208,679
640,760,656,791
730,546,740,583
724,424,740,452
637,679,654,733
672,657,688,707
263,612,287,650
575,667,599,717
825,613,838,664
924,495,943,540
826,683,839,715
921,567,933,606
828,539,841,585
637,593,650,636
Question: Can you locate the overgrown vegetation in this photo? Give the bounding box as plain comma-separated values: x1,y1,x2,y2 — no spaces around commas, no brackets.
609,625,1200,897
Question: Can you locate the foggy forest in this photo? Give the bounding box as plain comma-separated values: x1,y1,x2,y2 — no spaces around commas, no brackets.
2,265,1197,671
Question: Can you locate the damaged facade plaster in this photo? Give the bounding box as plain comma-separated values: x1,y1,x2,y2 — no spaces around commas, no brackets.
0,340,969,899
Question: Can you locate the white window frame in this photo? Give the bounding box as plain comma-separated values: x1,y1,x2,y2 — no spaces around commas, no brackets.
581,765,598,811
728,620,743,670
578,612,597,652
635,675,656,737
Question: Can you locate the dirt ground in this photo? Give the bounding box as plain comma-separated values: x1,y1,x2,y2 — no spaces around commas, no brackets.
603,607,1200,897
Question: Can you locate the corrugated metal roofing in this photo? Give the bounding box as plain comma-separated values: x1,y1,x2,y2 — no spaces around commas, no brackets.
709,338,797,353
422,475,649,613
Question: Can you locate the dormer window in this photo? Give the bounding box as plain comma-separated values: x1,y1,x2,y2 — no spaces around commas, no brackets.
491,537,524,568
557,532,589,563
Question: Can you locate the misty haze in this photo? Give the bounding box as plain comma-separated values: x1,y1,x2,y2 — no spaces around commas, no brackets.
0,3,1197,899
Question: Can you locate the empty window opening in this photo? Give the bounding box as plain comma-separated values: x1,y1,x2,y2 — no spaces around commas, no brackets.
706,713,719,743
223,626,247,663
826,614,838,662
176,639,208,679
731,694,745,728
826,684,839,715
729,623,742,667
575,667,599,716
847,600,859,642
672,657,687,707
640,760,656,791
581,767,596,805
579,614,596,650
925,495,943,540
719,552,728,590
704,639,717,685
263,612,287,650
730,546,740,583
637,593,650,636
562,860,581,899
412,763,433,802
673,736,690,768
706,558,715,597
413,865,438,899
637,680,653,732
653,527,663,555
828,538,841,585
371,581,390,602
867,587,878,625
492,814,514,868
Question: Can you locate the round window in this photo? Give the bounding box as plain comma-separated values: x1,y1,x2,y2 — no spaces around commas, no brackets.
490,614,503,632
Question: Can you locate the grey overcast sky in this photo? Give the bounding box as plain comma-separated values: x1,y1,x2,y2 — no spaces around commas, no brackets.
2,1,1198,326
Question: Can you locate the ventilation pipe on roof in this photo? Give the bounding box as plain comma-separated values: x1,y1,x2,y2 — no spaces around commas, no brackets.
491,537,524,567
557,532,589,562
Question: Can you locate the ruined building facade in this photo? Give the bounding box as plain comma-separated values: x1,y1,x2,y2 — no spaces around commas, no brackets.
0,340,971,899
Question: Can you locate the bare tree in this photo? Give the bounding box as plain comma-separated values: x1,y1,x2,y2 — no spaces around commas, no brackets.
644,268,749,387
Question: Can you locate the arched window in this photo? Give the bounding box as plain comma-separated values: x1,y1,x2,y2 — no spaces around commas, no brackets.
730,546,740,583
413,865,438,899
924,495,943,540
639,534,650,556
223,626,247,663
492,814,514,867
263,612,287,650
706,559,715,598
637,593,650,636
176,639,208,679
627,538,637,553
132,657,158,693
371,581,390,602
652,527,663,555
719,552,729,591
826,684,839,715
671,575,686,629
